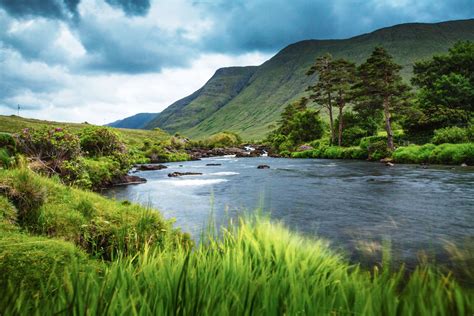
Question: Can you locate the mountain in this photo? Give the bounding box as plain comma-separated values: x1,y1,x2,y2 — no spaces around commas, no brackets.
106,113,158,129
144,66,257,133
148,19,474,140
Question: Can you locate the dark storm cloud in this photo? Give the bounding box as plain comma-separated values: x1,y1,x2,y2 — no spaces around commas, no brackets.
0,0,80,19
75,16,194,73
198,0,474,53
105,0,150,16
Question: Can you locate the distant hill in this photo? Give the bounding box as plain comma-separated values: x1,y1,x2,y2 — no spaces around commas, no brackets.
144,66,257,133
146,19,474,140
106,112,158,129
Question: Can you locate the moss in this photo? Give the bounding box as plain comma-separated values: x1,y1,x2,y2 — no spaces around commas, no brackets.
0,230,93,293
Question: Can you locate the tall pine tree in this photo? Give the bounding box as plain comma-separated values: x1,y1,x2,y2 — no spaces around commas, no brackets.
306,53,336,145
332,59,356,146
353,47,409,151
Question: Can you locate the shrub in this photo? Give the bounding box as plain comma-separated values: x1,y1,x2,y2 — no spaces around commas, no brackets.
80,126,125,157
0,148,13,169
360,136,391,160
429,143,474,165
341,126,368,147
14,127,81,172
393,143,474,165
392,144,436,164
1,169,46,230
0,132,16,153
205,131,242,148
432,126,471,144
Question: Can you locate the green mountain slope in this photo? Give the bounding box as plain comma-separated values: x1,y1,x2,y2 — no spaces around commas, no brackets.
145,66,257,133
149,19,474,140
106,112,158,129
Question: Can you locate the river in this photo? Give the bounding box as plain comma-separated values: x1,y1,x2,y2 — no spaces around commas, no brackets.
105,157,474,265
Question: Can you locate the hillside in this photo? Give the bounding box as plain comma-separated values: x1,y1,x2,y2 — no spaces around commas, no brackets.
106,112,158,129
147,19,474,140
0,115,170,148
145,66,257,133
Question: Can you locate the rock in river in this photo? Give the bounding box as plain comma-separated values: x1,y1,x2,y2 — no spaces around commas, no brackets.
206,163,222,166
114,175,147,186
168,172,203,177
257,165,270,169
136,164,168,171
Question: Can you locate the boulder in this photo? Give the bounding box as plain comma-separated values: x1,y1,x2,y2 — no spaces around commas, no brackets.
385,162,395,167
114,175,147,186
461,163,468,167
206,163,222,166
380,158,393,163
136,164,168,171
168,172,203,177
257,165,270,169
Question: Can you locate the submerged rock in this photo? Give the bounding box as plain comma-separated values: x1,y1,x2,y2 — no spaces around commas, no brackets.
136,164,168,171
168,172,203,177
257,165,270,169
206,163,222,166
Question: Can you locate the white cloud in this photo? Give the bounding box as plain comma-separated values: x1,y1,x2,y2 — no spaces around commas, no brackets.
0,51,271,124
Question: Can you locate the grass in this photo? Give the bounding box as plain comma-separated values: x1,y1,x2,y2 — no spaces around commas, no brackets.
0,115,171,149
1,217,473,315
0,168,190,260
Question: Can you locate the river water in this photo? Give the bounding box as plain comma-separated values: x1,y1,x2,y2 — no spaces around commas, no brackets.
105,157,474,265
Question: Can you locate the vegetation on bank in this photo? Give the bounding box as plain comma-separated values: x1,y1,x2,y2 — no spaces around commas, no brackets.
267,41,474,165
0,116,191,190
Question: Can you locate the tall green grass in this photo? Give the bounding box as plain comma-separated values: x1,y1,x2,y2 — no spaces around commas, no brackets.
2,218,472,315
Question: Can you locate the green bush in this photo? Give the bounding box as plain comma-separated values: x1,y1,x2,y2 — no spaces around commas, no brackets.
392,144,436,164
432,126,472,144
80,126,125,157
0,132,16,153
342,126,368,147
205,131,242,148
0,148,13,169
429,143,474,165
360,136,391,160
1,169,46,230
393,143,474,165
14,127,81,172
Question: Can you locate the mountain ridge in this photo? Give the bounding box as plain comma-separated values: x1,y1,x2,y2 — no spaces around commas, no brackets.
130,19,474,139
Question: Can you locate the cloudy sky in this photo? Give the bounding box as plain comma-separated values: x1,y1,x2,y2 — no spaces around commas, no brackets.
0,0,473,124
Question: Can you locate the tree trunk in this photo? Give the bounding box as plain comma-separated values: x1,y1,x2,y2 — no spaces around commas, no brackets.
338,103,343,147
383,96,395,151
328,93,335,145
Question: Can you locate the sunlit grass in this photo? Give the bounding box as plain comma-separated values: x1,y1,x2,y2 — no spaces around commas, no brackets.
2,217,473,315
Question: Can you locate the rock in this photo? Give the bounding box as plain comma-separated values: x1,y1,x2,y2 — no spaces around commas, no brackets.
461,163,468,167
136,164,168,171
114,175,147,186
206,163,222,166
257,165,270,169
385,162,395,167
168,172,203,177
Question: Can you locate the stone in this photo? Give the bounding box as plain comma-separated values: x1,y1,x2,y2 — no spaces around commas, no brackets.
136,164,168,171
206,163,222,166
257,165,270,169
168,172,203,177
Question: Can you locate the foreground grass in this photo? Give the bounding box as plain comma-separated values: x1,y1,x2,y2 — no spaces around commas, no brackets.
2,217,473,315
